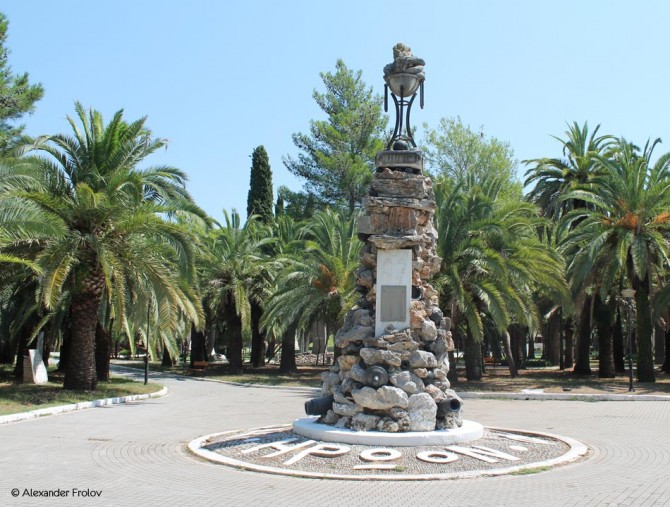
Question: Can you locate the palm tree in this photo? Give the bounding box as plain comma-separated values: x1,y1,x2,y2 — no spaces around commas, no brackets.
262,208,361,372
204,210,273,372
524,121,613,374
435,171,569,380
14,103,204,390
560,137,670,382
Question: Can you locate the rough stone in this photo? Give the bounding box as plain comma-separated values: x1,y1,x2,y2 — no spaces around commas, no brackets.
383,328,413,344
409,350,438,368
332,402,361,417
335,324,374,347
360,252,377,268
337,355,359,371
424,384,447,402
332,386,354,404
386,339,420,352
351,386,409,410
433,379,451,391
368,234,424,250
389,370,425,395
320,371,340,395
371,170,428,197
365,196,436,213
413,368,428,378
408,393,437,431
349,364,367,384
321,410,339,425
334,416,351,429
355,268,374,289
389,407,411,431
351,412,381,431
377,417,400,432
420,319,438,341
340,377,363,394
363,337,390,349
410,302,428,329
342,342,363,355
360,347,402,367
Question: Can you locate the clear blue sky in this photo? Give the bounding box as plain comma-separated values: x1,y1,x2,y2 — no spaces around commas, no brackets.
4,1,670,223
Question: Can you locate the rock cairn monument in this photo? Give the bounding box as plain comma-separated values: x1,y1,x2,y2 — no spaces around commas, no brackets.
306,44,464,433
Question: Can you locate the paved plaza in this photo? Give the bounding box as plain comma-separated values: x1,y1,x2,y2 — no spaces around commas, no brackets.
1,367,669,506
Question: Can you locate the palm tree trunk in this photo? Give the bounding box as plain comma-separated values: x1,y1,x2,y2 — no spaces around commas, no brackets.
545,311,561,366
190,325,207,365
58,322,71,373
250,301,266,367
509,324,527,370
527,333,536,359
662,326,670,373
279,323,297,373
633,277,655,382
464,333,482,381
447,351,459,385
224,303,243,373
95,322,110,382
564,319,574,369
161,346,173,367
574,295,593,375
64,270,105,391
503,330,518,378
13,312,38,379
594,295,615,378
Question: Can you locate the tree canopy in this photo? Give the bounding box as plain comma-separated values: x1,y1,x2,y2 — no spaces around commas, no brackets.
0,13,43,154
284,60,387,212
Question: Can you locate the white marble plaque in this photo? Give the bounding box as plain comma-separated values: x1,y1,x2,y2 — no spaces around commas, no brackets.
375,249,412,336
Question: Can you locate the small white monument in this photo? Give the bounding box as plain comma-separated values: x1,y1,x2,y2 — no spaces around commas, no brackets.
22,332,49,384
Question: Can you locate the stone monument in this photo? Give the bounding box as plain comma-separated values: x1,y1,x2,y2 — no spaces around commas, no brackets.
23,332,49,385
304,44,463,433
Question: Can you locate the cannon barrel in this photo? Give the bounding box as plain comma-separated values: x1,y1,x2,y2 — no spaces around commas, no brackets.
305,395,334,416
436,397,462,417
364,365,389,388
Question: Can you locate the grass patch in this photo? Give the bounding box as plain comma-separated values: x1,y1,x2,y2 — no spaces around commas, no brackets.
211,372,321,388
0,364,161,416
510,466,552,475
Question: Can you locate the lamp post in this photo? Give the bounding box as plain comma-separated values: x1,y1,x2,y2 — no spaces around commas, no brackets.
144,302,150,385
621,289,636,392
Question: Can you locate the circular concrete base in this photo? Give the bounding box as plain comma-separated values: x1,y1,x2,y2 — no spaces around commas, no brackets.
292,416,484,446
188,424,589,481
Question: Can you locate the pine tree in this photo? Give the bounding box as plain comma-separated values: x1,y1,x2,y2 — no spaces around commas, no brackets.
0,12,44,154
246,145,274,224
283,60,387,212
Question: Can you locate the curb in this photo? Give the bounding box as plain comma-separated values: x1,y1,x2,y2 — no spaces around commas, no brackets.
110,363,670,401
0,385,168,425
458,391,670,402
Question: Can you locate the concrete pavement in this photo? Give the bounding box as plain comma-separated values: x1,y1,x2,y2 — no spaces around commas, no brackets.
1,367,669,506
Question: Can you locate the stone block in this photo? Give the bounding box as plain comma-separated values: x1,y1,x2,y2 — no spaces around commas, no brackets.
360,347,402,367
409,350,438,368
351,386,409,410
408,393,437,431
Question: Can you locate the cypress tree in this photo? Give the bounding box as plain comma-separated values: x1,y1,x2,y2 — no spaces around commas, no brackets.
246,145,274,224
275,194,285,218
